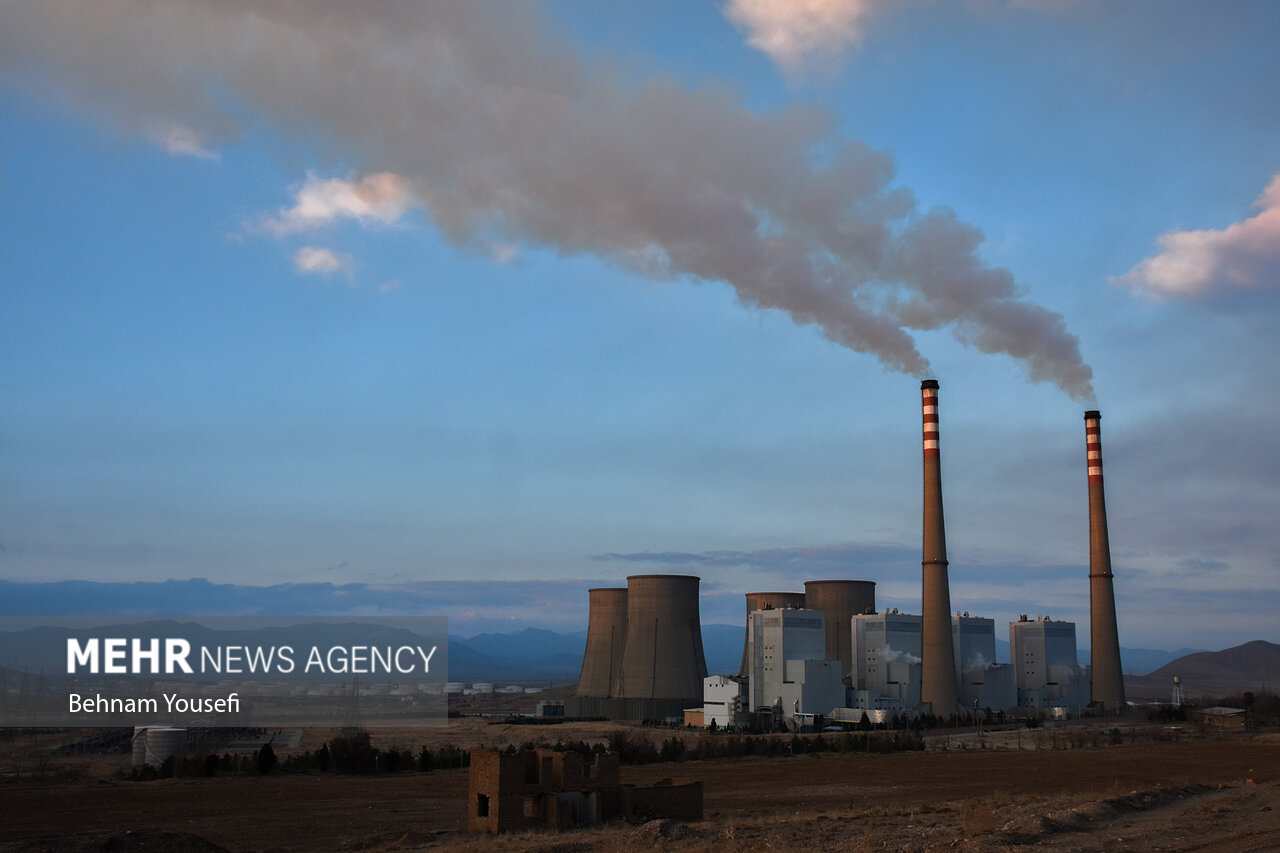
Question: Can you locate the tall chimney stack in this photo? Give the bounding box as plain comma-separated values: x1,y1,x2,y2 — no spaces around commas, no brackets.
1085,410,1126,713
920,380,959,713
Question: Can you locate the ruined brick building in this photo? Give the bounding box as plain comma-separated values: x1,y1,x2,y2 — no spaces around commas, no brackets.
467,749,703,832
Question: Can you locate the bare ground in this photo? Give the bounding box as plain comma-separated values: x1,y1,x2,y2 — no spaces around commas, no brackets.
1,726,1277,852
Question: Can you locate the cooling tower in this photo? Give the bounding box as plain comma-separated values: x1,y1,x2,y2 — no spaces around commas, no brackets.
1085,410,1126,713
614,574,708,701
739,591,807,676
803,580,875,677
576,587,628,697
920,380,960,713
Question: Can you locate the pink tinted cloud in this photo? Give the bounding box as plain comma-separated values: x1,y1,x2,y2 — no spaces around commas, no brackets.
264,172,416,235
294,246,355,279
1113,173,1280,300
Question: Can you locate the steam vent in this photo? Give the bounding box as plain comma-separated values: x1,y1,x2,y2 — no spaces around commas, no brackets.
920,379,960,713
804,580,875,678
576,587,628,698
1085,410,1126,713
738,591,806,676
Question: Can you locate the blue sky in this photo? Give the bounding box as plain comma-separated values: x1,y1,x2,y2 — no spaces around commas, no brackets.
2,0,1278,652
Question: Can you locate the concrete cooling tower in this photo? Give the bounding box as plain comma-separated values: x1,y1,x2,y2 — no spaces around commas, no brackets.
576,587,628,698
1085,410,1126,713
920,380,960,714
614,574,708,701
803,580,875,677
739,591,807,676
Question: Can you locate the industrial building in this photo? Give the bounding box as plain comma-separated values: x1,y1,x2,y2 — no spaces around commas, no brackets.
700,674,744,729
737,591,806,676
1010,615,1090,710
849,610,1017,713
745,607,844,719
850,609,922,708
571,380,1128,721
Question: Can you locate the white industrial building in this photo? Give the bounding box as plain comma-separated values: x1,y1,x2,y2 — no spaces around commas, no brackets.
746,608,845,718
851,609,922,708
850,609,1017,713
1009,615,1090,711
701,674,744,728
953,613,1017,712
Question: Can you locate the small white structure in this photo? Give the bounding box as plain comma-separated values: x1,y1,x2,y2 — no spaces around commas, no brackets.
702,675,744,729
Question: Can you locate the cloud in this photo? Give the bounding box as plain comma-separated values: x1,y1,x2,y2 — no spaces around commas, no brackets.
0,0,1094,399
1112,173,1280,300
294,246,355,279
491,243,520,264
263,172,416,235
595,542,917,577
148,122,219,159
723,0,875,74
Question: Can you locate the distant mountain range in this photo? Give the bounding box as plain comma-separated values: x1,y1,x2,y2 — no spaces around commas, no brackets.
445,625,1207,685
1124,640,1280,701
3,618,1263,694
446,624,744,683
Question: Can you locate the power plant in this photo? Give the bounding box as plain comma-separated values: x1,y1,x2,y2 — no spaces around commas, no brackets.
571,380,1127,724
1085,410,1126,713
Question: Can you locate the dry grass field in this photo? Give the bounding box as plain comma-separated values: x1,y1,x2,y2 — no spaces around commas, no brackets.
1,720,1277,852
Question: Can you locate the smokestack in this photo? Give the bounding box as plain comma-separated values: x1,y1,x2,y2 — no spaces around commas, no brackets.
614,574,708,701
1085,410,1126,713
803,580,875,677
576,587,628,697
920,379,959,713
739,591,807,676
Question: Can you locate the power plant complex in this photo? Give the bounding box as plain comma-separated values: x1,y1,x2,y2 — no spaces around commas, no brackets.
570,380,1127,725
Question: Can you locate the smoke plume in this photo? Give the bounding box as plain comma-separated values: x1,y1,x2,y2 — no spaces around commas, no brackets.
0,0,1094,398
877,646,922,665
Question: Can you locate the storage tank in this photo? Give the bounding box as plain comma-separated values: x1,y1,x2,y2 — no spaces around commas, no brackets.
614,574,707,701
576,587,628,697
738,591,807,676
137,727,186,767
803,580,875,677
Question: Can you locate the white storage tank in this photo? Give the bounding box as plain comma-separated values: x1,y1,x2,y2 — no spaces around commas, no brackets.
141,727,186,767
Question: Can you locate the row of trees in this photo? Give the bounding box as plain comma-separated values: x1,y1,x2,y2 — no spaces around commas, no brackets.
128,730,472,780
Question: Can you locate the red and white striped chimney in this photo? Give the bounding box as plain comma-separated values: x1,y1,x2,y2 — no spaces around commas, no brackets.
920,380,959,714
1085,410,1125,713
